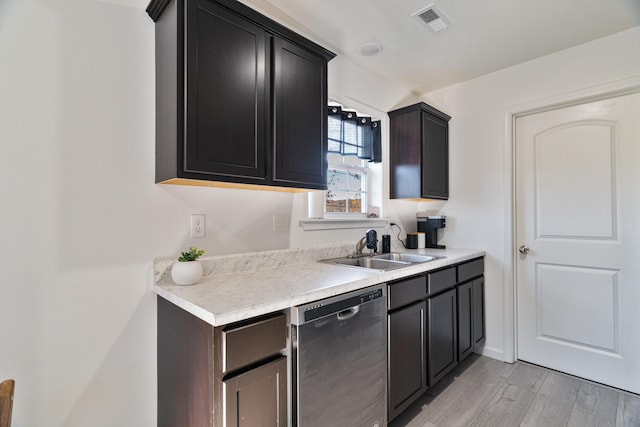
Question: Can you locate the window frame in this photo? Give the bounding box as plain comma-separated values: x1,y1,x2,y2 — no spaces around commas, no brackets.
325,155,370,218
305,96,385,225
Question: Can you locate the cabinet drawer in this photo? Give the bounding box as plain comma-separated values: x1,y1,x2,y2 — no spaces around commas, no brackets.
222,313,286,374
428,267,456,296
388,276,427,311
458,258,484,283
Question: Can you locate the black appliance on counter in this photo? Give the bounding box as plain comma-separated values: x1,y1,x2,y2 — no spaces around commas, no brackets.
417,215,446,249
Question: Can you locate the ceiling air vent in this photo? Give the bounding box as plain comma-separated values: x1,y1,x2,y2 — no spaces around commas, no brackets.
412,4,450,33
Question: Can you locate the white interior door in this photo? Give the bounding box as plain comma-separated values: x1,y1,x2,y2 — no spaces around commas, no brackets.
515,91,640,394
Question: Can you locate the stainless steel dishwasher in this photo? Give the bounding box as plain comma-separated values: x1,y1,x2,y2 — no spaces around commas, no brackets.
290,284,387,427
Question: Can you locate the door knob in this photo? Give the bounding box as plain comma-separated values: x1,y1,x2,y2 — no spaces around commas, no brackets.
519,245,530,255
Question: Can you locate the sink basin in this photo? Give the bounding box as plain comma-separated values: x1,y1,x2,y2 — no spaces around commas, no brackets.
372,253,442,263
319,256,410,271
319,253,444,271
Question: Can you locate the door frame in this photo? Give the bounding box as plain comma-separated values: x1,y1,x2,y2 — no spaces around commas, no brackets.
501,76,640,363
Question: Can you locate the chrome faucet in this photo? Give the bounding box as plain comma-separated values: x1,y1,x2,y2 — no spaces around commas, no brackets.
355,236,368,255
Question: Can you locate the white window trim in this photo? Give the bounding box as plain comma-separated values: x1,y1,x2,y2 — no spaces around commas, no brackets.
299,218,390,231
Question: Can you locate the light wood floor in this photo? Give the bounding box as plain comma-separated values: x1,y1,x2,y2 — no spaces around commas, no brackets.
389,354,640,427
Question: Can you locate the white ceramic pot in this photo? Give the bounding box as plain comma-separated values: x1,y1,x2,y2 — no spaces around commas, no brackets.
171,261,203,286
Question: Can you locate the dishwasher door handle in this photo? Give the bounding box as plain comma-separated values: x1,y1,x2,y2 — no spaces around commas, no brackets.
337,306,360,321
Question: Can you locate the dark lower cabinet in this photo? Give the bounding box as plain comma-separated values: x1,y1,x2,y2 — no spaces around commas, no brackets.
457,280,474,362
388,300,427,421
387,257,485,420
427,288,457,386
157,297,287,427
457,274,486,363
223,357,287,427
472,277,486,352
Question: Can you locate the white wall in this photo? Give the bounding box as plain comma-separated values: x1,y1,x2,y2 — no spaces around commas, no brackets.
418,26,640,361
0,0,414,425
0,1,293,425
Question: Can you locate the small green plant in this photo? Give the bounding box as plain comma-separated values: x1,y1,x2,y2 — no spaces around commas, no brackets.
178,247,206,262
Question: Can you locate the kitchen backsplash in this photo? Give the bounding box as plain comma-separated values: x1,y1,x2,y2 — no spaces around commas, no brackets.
154,242,356,285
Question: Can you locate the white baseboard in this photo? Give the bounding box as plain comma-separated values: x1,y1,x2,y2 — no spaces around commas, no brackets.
478,345,507,362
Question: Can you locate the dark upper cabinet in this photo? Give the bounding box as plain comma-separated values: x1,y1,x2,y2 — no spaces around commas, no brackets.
273,38,328,187
185,0,267,181
148,0,335,190
388,102,451,199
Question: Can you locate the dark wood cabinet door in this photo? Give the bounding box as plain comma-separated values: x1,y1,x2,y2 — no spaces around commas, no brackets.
272,37,328,189
457,281,474,362
473,277,486,351
184,0,267,181
389,109,422,199
427,288,457,385
388,300,428,422
421,112,448,199
388,102,450,199
223,356,287,427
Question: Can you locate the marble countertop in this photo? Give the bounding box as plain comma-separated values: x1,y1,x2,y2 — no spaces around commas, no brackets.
153,245,484,326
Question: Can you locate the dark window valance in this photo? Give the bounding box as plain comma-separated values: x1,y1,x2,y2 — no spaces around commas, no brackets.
328,106,382,163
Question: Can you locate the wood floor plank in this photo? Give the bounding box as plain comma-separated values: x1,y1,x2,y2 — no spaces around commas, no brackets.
470,362,547,427
519,371,582,427
567,382,619,427
390,356,639,427
415,357,516,427
616,393,640,426
388,369,467,427
388,355,507,427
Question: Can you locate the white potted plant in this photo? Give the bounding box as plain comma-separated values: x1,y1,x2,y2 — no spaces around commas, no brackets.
171,247,206,286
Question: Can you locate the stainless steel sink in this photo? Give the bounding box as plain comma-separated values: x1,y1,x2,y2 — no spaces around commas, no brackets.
319,253,444,271
372,253,441,263
320,256,410,271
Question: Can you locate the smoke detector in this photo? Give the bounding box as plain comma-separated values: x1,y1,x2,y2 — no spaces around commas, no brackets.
412,4,450,33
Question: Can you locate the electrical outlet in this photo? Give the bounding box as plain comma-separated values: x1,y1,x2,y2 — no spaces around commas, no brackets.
191,214,205,238
273,214,290,234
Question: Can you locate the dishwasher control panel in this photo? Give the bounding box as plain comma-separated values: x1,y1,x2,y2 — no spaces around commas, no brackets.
293,285,386,324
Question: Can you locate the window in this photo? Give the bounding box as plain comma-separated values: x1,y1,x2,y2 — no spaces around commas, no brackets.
301,100,383,224
324,103,382,217
326,153,368,216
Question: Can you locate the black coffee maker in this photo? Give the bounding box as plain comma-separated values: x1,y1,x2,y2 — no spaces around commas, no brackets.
417,215,446,249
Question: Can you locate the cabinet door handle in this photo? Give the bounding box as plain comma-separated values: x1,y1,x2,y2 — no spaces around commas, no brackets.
518,245,530,255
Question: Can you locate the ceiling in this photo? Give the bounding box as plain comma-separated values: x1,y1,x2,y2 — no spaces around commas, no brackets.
260,0,640,94
128,0,640,95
